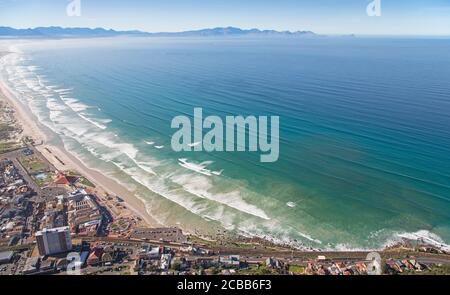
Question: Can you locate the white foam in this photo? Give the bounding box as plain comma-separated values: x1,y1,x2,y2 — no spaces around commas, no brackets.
212,170,224,176
171,173,270,220
135,161,157,176
236,223,319,250
78,113,107,130
90,134,138,160
61,97,89,112
54,88,73,93
177,158,222,177
286,202,296,208
178,158,213,176
46,98,67,112
395,230,450,252
122,168,209,218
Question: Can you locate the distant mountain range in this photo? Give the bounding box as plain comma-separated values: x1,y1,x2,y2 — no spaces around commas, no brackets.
0,26,317,38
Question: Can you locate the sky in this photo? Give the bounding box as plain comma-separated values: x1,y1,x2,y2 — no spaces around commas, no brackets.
1,0,450,35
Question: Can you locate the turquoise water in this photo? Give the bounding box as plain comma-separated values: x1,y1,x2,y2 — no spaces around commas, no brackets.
1,37,450,250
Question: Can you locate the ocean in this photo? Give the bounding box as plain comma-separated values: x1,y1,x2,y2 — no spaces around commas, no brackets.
1,36,449,250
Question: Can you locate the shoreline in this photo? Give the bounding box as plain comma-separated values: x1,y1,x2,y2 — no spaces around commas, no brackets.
1,50,449,254
0,57,161,229
0,50,320,251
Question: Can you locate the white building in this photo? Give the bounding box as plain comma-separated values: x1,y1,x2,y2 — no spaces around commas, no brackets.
35,226,72,256
160,254,172,270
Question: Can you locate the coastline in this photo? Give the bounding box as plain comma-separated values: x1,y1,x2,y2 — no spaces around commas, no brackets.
1,48,449,253
0,54,161,229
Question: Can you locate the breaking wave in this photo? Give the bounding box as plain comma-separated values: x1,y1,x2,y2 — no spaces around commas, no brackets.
1,44,449,252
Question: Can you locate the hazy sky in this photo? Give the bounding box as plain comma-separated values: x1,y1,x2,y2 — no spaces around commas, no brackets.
1,0,450,35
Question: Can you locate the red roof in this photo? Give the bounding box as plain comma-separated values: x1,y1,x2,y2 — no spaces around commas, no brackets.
87,248,103,264
54,175,71,185
54,174,78,185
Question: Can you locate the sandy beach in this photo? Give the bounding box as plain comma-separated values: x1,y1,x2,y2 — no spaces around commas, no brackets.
0,52,161,228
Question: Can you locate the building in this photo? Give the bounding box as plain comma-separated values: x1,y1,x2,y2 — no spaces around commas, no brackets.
67,190,102,235
219,255,240,267
137,243,161,260
22,257,40,275
87,248,103,266
0,251,13,264
160,254,172,270
39,259,56,274
54,173,78,187
77,219,102,236
35,226,72,256
266,257,284,269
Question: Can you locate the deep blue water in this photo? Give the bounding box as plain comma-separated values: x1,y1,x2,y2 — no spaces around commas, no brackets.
2,37,450,250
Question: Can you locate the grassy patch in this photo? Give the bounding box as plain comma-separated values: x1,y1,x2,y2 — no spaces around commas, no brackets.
19,156,48,173
288,265,305,274
400,264,450,275
18,155,54,187
79,176,95,188
239,265,274,275
34,173,54,187
0,142,20,154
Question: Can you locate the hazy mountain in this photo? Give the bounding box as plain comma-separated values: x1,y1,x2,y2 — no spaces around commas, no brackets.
151,27,317,37
0,26,146,38
0,26,317,38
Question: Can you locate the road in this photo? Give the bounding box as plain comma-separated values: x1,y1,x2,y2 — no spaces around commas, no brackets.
78,236,450,266
2,148,42,195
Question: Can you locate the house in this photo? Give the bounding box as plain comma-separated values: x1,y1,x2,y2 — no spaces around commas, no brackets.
134,258,146,272
219,255,240,267
266,257,283,269
170,257,189,271
101,252,114,265
55,258,68,271
328,263,342,275
138,244,160,260
194,257,218,269
54,173,78,187
386,259,403,274
355,262,368,274
87,248,104,266
160,254,172,270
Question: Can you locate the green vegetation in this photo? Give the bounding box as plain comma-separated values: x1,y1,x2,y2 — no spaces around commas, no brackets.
239,265,274,275
19,156,49,173
35,173,54,187
18,155,54,187
400,264,450,275
0,142,20,154
288,265,305,274
110,219,130,232
79,176,95,188
0,100,22,153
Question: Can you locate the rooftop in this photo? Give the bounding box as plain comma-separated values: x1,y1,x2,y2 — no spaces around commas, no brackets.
0,250,13,262
36,226,70,236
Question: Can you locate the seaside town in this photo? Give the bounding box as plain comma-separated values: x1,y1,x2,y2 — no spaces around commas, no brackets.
1,91,450,276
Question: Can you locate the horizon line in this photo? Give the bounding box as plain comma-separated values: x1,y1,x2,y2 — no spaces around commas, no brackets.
2,25,450,38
